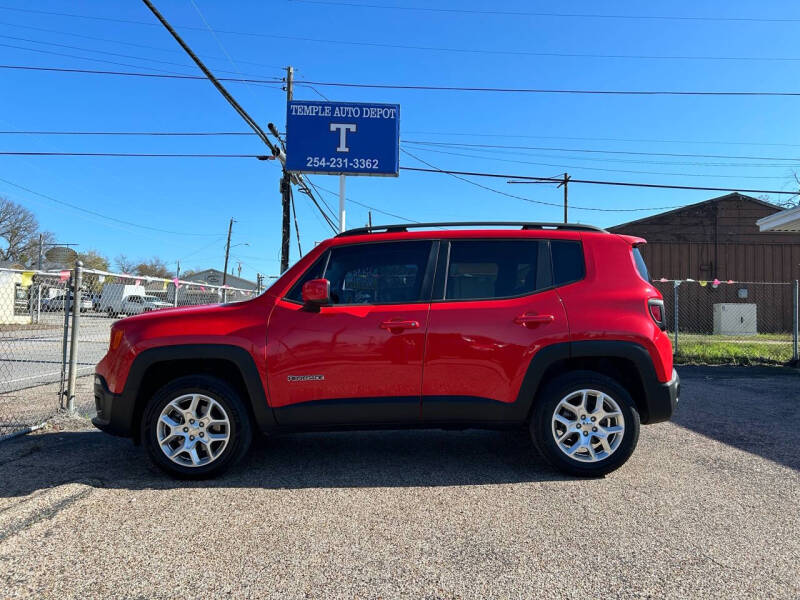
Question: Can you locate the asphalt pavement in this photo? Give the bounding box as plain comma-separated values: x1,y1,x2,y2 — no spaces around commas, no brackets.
0,366,798,599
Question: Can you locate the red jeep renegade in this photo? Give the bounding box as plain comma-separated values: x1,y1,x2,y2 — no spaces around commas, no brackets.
93,222,679,478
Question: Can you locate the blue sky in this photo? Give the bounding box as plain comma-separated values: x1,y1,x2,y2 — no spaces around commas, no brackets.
1,0,799,280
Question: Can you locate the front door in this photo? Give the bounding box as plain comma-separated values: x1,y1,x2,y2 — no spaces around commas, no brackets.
266,240,436,426
422,238,570,424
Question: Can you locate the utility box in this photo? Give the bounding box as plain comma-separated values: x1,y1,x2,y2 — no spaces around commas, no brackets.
713,303,757,336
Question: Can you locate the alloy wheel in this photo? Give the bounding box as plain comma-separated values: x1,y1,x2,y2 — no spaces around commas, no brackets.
551,389,625,463
156,394,231,467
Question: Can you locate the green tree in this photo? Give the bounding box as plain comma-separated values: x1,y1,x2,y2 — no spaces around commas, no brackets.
135,256,171,279
77,249,109,271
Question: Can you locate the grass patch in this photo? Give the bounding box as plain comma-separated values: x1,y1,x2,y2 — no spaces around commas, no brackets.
674,340,794,366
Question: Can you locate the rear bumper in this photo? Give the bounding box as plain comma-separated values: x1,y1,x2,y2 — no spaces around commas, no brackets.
644,368,679,424
91,374,135,438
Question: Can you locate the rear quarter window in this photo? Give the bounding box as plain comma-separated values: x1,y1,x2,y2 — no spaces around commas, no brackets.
551,240,585,286
632,246,649,282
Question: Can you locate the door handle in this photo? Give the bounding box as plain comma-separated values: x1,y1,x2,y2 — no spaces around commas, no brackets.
379,319,420,331
514,313,554,328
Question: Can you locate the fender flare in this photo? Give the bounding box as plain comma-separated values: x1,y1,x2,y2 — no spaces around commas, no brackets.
120,344,277,437
514,340,665,423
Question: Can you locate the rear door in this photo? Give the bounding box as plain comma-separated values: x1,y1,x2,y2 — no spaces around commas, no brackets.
266,239,436,426
421,238,570,424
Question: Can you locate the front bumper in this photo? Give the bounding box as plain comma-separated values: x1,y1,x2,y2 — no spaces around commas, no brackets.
644,368,679,424
91,374,135,438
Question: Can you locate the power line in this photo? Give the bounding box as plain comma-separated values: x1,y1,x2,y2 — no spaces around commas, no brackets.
5,5,800,64
297,78,800,97
402,142,798,168
0,33,281,80
310,181,422,223
401,144,785,180
0,130,253,136
6,150,797,198
402,140,800,162
0,151,270,158
290,1,800,23
0,64,283,84
402,166,799,196
0,176,223,236
4,64,800,97
403,130,800,149
5,129,800,151
0,20,285,71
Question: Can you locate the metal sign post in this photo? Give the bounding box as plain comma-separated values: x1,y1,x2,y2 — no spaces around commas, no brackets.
339,174,346,232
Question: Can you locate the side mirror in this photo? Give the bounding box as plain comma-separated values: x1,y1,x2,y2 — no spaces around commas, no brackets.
302,278,330,309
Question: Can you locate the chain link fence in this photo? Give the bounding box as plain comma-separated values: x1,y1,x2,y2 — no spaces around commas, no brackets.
653,279,799,366
0,265,259,439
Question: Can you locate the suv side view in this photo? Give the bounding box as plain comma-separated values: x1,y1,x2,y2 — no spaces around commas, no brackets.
93,222,679,478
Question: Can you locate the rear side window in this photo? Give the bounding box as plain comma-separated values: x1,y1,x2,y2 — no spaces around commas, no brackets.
551,240,585,286
325,241,432,305
444,240,551,300
632,246,650,282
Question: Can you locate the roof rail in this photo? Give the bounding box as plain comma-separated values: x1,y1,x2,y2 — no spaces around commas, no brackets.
337,221,607,237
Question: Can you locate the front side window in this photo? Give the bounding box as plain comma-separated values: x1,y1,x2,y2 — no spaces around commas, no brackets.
444,240,551,300
325,241,432,305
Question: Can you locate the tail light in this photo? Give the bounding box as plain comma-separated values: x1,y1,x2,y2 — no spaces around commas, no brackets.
648,298,666,330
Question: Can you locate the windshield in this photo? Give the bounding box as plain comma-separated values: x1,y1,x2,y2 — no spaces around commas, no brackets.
142,296,161,302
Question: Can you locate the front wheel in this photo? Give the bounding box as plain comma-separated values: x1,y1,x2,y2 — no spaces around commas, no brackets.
530,371,640,477
141,375,253,479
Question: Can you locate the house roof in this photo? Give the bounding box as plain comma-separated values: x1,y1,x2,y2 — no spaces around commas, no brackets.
609,192,780,231
757,204,800,232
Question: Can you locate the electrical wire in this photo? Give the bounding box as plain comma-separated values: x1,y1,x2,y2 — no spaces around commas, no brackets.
0,176,224,236
4,64,800,97
4,2,799,26
290,187,303,256
0,19,285,71
5,128,800,150
402,140,800,163
287,1,800,23
401,144,785,180
5,150,796,199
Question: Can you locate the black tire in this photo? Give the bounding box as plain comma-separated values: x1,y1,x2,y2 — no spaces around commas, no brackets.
141,375,253,479
530,370,640,477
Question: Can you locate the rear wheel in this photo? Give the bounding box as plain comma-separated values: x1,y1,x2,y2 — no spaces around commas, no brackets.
531,371,640,477
141,375,252,479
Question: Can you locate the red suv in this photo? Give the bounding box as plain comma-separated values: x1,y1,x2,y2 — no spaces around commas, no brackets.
93,222,679,478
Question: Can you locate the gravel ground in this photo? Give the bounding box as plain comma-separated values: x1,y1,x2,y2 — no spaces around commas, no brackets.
0,366,798,599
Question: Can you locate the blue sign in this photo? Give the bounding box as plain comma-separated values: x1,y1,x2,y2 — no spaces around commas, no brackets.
285,100,400,176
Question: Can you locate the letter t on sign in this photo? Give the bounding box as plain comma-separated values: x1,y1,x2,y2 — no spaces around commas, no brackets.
330,123,357,152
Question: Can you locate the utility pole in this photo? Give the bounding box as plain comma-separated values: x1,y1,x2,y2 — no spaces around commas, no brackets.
37,233,43,270
557,173,570,223
368,211,372,229
222,217,233,302
279,66,294,274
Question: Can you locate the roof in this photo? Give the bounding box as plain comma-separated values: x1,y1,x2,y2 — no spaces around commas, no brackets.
609,192,781,231
757,204,800,232
182,269,257,290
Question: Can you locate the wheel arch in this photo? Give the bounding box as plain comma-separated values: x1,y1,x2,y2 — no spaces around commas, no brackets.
516,340,660,424
124,344,276,443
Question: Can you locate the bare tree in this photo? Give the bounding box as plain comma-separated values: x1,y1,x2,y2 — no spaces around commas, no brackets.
0,197,54,267
114,254,136,273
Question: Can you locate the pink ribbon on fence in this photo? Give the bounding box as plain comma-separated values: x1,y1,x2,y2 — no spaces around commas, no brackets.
172,277,181,289
59,270,70,282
